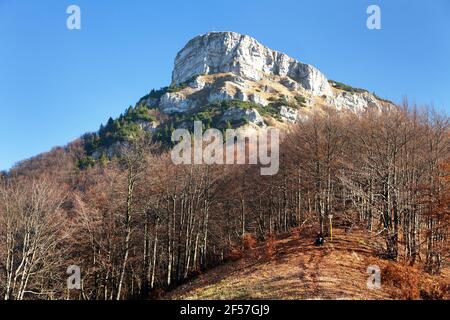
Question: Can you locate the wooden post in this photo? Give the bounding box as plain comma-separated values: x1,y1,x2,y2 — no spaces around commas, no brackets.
328,214,333,242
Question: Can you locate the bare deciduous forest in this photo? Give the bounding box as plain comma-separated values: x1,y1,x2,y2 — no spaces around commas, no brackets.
0,103,448,300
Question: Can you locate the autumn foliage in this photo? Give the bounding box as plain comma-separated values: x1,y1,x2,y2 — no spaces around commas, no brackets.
0,103,448,300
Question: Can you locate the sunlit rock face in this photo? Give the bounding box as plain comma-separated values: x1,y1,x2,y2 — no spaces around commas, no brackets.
279,106,299,123
138,31,393,135
172,31,333,97
159,92,196,114
326,91,382,113
222,107,266,127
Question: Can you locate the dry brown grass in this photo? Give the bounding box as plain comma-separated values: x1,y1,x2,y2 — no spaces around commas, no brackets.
224,246,243,262
241,233,257,251
364,257,450,300
382,263,420,299
264,234,276,259
419,281,450,300
164,228,449,300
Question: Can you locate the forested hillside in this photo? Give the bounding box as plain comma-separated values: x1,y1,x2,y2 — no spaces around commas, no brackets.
0,103,448,300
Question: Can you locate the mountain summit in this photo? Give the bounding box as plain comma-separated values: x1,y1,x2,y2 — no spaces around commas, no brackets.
140,31,391,127
78,32,395,160
172,32,332,96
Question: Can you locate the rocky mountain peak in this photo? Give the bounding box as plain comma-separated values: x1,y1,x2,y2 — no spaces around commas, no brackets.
136,32,392,132
172,31,332,97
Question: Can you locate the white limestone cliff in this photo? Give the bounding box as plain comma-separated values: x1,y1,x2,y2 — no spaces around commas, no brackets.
172,32,333,97
326,91,382,113
137,31,393,134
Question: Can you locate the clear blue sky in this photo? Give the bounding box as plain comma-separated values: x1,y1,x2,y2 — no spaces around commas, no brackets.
1,0,449,171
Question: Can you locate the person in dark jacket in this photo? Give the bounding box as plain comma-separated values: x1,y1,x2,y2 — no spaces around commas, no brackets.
315,232,324,246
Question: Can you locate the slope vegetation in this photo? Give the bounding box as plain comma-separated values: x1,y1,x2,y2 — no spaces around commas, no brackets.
166,227,449,300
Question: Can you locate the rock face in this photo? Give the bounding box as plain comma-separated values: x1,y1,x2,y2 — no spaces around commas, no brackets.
172,32,332,96
159,92,196,114
222,108,266,127
279,106,299,123
326,91,382,113
135,31,393,135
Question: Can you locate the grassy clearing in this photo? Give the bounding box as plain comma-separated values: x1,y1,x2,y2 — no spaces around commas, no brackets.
165,228,449,300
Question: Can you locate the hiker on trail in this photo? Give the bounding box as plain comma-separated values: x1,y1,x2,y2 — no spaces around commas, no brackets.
315,232,324,246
